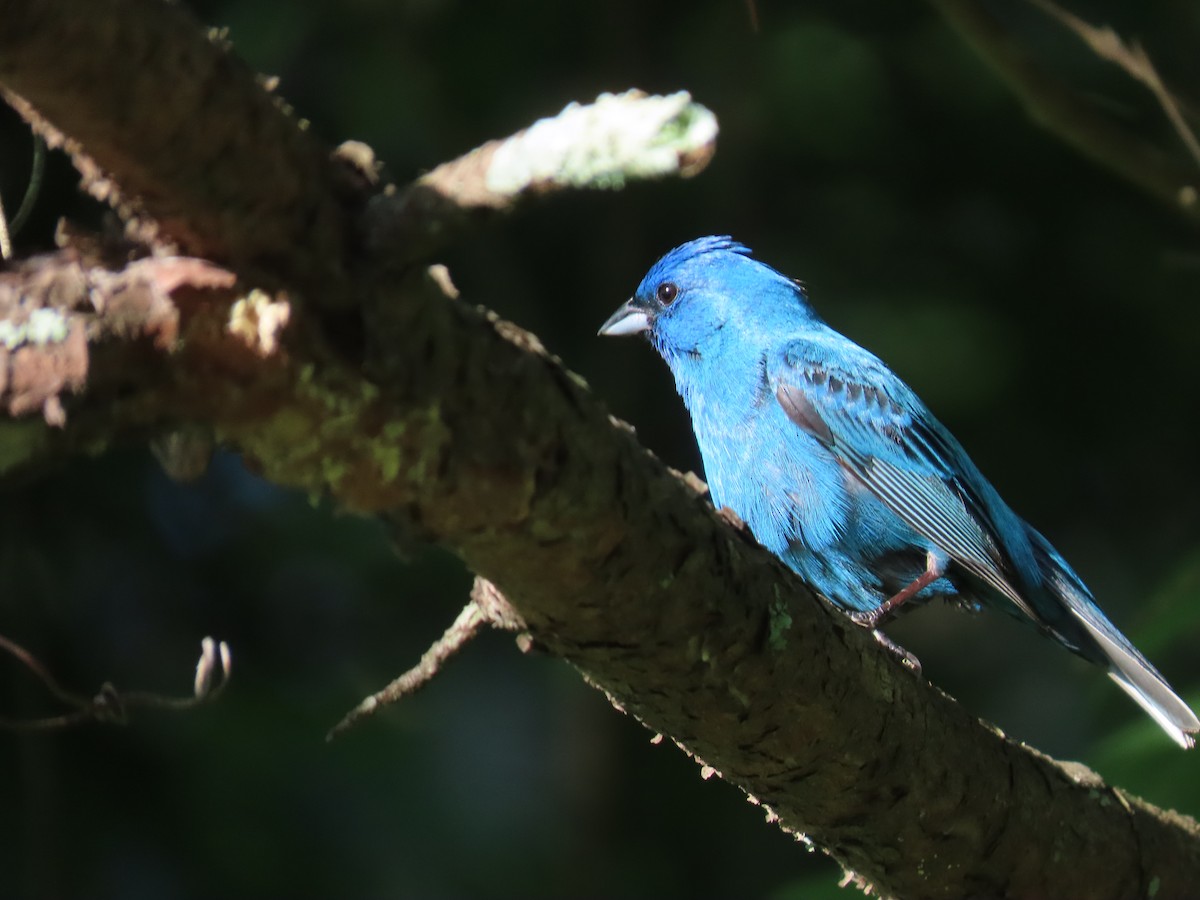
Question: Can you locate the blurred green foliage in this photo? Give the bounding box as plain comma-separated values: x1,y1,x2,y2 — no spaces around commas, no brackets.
2,1,1200,897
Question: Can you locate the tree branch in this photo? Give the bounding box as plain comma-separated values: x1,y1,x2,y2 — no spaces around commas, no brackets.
0,0,354,307
326,577,523,740
3,2,1200,897
364,89,719,267
1025,0,1200,171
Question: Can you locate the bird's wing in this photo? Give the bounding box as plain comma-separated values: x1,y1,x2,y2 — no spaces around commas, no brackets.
771,337,1036,617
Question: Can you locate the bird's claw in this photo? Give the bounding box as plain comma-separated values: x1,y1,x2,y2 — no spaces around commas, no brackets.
869,628,922,675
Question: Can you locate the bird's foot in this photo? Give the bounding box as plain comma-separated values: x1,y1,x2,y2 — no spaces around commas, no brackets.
846,607,923,672
846,551,945,631
848,607,885,629
867,627,922,675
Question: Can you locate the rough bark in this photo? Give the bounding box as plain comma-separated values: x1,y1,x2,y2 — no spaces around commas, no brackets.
0,0,353,306
2,2,1199,898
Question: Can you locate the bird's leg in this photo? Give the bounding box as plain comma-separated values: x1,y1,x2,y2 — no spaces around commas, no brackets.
848,549,943,630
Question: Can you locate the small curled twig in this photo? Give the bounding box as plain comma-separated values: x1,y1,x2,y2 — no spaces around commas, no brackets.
0,633,232,731
0,130,47,261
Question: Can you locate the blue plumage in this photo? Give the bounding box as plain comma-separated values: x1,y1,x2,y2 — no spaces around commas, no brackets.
600,236,1198,747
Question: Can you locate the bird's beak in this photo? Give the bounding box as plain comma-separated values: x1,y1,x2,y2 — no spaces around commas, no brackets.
598,298,652,337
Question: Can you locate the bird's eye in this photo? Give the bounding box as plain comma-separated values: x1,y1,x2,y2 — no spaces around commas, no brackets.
656,282,679,305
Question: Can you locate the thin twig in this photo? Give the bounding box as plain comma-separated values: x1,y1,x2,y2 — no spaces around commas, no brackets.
0,632,89,707
122,636,232,710
327,600,487,740
743,0,760,34
0,127,47,261
9,133,46,235
1026,0,1200,170
0,183,10,261
927,0,1200,222
327,577,525,740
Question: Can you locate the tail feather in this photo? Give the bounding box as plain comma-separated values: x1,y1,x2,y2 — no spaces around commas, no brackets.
1065,596,1199,748
1107,666,1198,750
1029,530,1199,748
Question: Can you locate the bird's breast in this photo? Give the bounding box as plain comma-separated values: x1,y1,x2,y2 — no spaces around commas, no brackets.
690,399,852,556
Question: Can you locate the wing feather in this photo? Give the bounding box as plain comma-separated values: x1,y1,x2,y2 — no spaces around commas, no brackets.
772,338,1035,616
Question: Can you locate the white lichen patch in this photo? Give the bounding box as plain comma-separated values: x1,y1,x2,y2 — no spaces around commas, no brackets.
486,90,718,194
227,289,291,356
0,306,70,349
0,320,22,350
26,307,71,345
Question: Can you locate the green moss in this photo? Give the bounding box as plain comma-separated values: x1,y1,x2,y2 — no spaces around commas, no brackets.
402,403,445,485
0,420,49,475
321,409,360,437
0,321,23,349
225,366,442,501
263,407,314,445
372,441,402,483
768,592,793,652
320,456,348,489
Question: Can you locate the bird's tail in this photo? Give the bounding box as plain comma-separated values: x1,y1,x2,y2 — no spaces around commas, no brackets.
1029,529,1199,748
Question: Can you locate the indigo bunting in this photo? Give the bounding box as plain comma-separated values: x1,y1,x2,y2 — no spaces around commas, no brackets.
600,236,1199,748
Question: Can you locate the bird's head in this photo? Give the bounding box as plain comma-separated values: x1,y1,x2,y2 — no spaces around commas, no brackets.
599,236,806,358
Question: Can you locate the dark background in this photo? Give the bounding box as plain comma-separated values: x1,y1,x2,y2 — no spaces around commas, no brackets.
2,1,1199,897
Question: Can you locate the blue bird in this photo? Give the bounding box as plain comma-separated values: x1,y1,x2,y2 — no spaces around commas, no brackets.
600,236,1199,748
